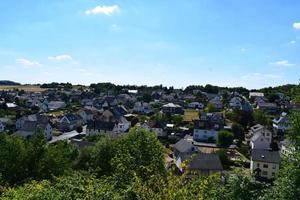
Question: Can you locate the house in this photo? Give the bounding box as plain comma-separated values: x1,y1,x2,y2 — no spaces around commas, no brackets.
86,110,130,135
86,120,116,135
245,124,265,143
112,105,129,116
100,96,118,109
141,120,167,138
257,102,278,113
162,103,184,115
209,96,223,110
59,114,83,131
250,149,280,179
249,92,264,99
188,102,204,109
133,102,152,114
273,112,291,136
16,114,49,130
79,109,95,123
173,139,198,172
16,120,52,140
229,97,242,108
6,102,18,109
250,129,272,150
48,101,66,111
186,153,223,177
193,112,224,142
280,139,296,157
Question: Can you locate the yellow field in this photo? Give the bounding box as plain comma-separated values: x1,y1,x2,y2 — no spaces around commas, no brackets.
183,109,199,122
0,85,47,92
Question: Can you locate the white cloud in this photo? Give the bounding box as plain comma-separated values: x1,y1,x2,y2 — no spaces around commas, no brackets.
85,5,120,16
293,22,300,30
48,54,73,61
289,40,296,44
241,73,281,81
16,58,42,68
270,60,296,67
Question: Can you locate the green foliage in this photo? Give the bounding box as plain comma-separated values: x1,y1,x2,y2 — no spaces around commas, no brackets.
253,110,270,126
112,128,166,184
216,149,232,168
231,123,245,141
0,134,78,186
217,130,234,148
287,112,300,146
225,109,253,128
205,103,217,113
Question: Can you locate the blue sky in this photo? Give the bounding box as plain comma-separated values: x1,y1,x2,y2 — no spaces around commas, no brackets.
0,0,300,89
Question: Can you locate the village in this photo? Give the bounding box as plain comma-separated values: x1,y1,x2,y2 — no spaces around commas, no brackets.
0,82,298,182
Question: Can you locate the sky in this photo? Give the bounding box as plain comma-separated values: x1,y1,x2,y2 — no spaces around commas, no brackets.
0,0,300,89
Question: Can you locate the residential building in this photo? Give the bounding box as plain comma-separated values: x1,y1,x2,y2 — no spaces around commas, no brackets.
250,149,280,179
273,112,291,136
186,153,223,177
133,102,152,114
59,114,83,131
162,103,184,115
188,102,204,109
173,139,198,172
250,129,272,150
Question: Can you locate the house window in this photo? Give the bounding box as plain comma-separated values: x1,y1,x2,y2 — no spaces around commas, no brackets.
262,171,268,176
272,172,275,176
272,165,276,169
257,163,260,168
263,164,268,168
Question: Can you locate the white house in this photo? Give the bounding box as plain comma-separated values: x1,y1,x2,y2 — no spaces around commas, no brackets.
59,114,83,131
249,92,264,99
114,116,130,133
273,112,291,134
173,139,198,172
79,109,95,123
140,120,166,137
280,139,296,157
246,124,265,143
193,129,218,142
133,102,152,114
250,149,280,179
16,121,52,140
250,129,272,150
229,97,242,108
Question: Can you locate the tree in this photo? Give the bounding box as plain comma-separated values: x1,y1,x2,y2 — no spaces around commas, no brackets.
112,128,166,183
89,137,117,177
253,110,270,126
231,123,245,141
216,149,232,168
217,130,234,148
205,103,217,113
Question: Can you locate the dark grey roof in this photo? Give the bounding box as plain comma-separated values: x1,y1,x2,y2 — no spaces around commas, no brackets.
251,149,280,164
174,139,196,153
65,113,82,122
20,121,48,132
87,120,115,131
187,153,223,171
